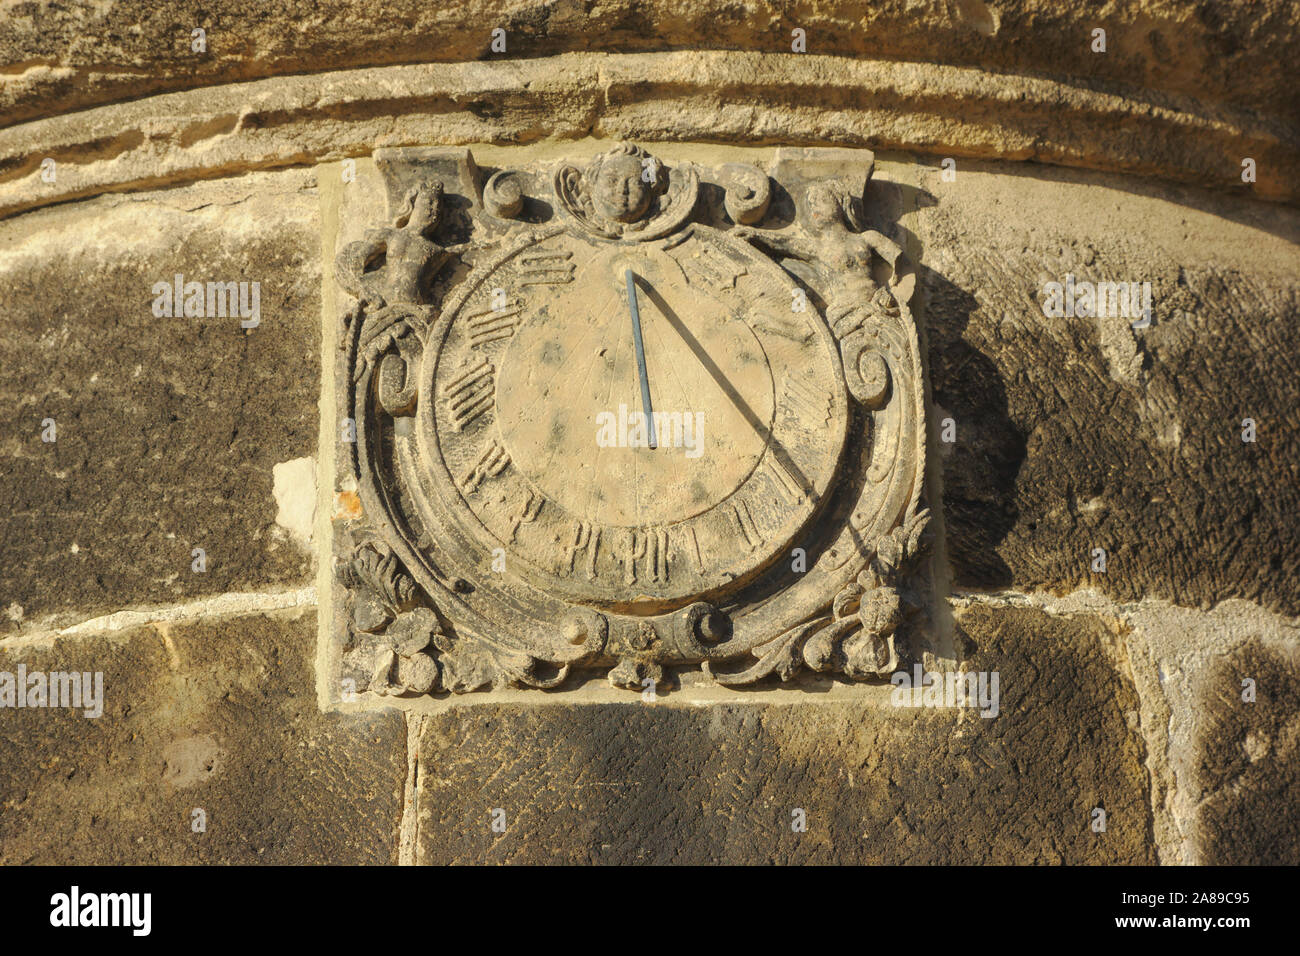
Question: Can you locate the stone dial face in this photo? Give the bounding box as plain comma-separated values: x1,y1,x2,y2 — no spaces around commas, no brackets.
420,225,850,611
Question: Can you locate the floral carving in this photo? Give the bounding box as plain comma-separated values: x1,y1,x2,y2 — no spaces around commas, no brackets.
434,631,570,693
343,542,440,696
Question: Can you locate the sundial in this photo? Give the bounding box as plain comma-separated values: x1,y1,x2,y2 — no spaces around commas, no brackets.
328,143,931,696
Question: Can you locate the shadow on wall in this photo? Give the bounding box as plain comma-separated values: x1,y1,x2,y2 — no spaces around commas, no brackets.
877,179,1028,589
921,259,1026,588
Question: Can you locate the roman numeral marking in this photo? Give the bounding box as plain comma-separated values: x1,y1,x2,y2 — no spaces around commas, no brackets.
563,521,601,580
728,500,763,550
782,373,832,426
508,489,544,542
619,530,644,586
682,247,746,291
441,355,495,431
460,440,509,494
647,528,668,583
619,528,669,586
685,526,705,574
519,250,575,285
762,456,804,504
465,301,523,348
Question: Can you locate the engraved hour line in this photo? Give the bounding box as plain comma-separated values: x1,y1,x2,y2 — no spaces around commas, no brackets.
508,489,544,542
441,355,495,431
563,520,601,580
466,301,523,348
728,499,764,550
519,250,575,285
752,307,810,342
535,280,621,516
461,439,510,494
749,285,812,340
581,279,629,525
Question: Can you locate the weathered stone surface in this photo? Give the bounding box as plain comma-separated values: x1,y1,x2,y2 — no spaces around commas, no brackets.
1023,590,1300,863
3,0,1295,142
412,604,1155,864
0,609,406,864
912,161,1300,616
0,170,321,634
1193,639,1300,864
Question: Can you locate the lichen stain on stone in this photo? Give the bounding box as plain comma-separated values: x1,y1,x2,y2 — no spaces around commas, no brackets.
333,490,363,521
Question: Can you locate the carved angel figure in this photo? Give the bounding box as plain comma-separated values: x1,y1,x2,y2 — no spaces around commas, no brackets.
803,182,912,338
734,178,912,407
334,180,455,307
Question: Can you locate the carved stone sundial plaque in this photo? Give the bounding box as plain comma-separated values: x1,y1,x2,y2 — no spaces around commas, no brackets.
322,143,932,701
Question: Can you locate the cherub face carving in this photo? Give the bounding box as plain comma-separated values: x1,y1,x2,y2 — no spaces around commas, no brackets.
589,151,656,223
552,143,686,239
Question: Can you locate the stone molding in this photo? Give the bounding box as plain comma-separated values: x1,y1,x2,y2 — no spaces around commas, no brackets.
4,0,1295,133
1,51,1293,223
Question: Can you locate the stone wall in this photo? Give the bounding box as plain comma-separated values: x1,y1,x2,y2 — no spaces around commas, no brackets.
1,1,1296,865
